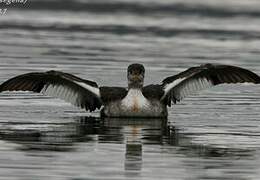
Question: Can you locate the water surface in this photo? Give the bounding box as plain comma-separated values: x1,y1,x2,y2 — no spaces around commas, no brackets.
1,0,260,179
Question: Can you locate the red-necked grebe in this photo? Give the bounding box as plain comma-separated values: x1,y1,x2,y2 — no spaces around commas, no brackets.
1,63,260,118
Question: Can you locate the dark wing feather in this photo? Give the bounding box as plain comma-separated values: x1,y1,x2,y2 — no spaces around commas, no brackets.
142,84,164,100
0,70,102,111
100,86,127,104
161,64,260,106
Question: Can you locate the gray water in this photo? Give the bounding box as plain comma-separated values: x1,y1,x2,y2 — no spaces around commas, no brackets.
1,0,260,179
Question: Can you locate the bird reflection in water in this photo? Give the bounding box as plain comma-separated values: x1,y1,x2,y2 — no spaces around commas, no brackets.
0,116,255,178
103,117,169,172
0,117,171,169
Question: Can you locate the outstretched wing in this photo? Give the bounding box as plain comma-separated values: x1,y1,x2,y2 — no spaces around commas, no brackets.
0,70,102,111
161,63,260,106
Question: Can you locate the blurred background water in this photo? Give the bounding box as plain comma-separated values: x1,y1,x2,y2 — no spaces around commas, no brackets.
1,0,260,179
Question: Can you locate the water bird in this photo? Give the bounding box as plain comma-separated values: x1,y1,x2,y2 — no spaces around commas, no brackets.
0,63,260,118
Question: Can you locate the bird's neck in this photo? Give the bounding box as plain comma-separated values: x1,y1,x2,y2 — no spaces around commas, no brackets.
128,81,143,89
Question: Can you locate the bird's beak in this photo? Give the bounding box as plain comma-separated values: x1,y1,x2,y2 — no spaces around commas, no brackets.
132,75,140,81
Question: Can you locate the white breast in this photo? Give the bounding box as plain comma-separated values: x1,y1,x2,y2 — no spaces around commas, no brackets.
121,89,150,111
103,89,167,117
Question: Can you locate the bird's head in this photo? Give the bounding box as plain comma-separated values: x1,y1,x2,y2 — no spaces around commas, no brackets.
127,63,145,89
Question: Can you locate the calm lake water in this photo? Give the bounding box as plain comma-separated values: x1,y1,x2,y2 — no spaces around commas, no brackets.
1,0,260,179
